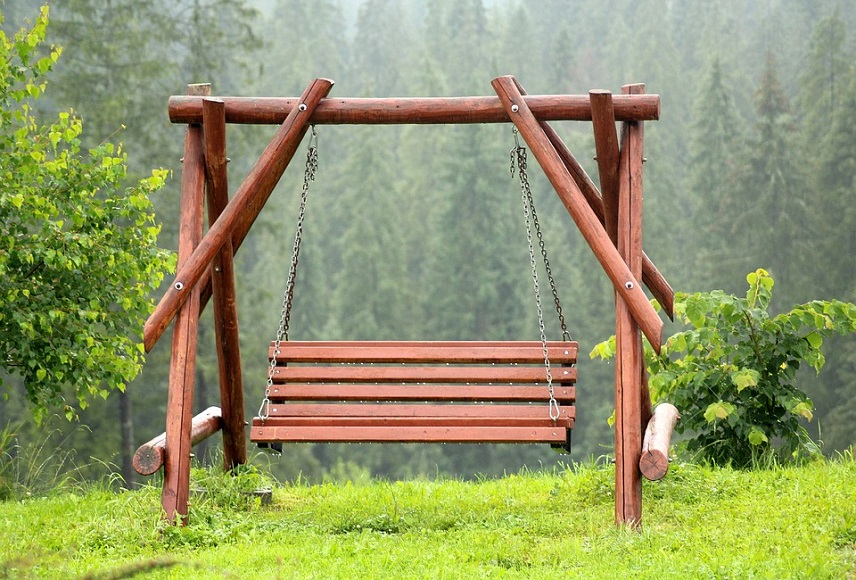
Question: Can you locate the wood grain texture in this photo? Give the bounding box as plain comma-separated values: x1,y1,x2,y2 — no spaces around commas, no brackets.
168,93,660,125
251,425,571,444
640,403,679,481
251,340,575,445
162,84,208,524
614,83,646,527
590,90,620,245
134,407,223,476
266,384,576,402
270,340,578,364
202,97,247,470
540,118,674,320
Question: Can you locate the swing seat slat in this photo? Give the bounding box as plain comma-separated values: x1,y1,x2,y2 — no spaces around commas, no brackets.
270,341,578,363
262,403,575,421
251,425,570,444
264,384,576,402
251,340,577,447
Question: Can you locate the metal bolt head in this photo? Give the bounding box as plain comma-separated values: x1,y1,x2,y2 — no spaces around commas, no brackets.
298,103,308,112
174,281,184,291
625,281,634,290
511,104,520,113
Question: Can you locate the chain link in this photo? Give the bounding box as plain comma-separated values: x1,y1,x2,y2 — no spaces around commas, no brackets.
259,127,318,421
511,128,571,422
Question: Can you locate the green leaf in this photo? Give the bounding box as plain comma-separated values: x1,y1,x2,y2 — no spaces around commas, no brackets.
731,369,760,392
703,401,734,423
685,299,708,328
748,427,768,446
589,337,615,360
792,402,814,421
805,332,823,349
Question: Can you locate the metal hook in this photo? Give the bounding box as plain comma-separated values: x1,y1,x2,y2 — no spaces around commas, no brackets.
308,125,318,149
510,127,525,178
549,397,561,422
512,126,522,149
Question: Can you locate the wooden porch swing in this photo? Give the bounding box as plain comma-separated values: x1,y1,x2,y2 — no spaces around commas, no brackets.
135,76,679,528
250,122,577,451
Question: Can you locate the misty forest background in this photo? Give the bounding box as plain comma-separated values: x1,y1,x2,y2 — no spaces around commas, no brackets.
2,0,856,487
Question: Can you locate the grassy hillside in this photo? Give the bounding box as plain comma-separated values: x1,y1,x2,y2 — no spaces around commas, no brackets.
1,458,855,579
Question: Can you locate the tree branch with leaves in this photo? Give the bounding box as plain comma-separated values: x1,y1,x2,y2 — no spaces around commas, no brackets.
0,6,175,422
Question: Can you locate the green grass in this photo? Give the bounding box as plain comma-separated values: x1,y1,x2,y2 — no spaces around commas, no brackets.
1,458,855,579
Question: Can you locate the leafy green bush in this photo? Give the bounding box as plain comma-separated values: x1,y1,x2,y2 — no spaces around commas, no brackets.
0,7,175,420
593,269,856,467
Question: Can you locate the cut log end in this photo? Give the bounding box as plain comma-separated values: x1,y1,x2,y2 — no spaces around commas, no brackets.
639,449,669,481
133,406,224,476
639,403,679,481
133,445,165,476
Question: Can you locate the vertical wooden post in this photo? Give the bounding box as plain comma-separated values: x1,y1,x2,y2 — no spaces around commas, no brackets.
162,84,208,524
589,90,620,245
202,97,247,470
613,83,647,527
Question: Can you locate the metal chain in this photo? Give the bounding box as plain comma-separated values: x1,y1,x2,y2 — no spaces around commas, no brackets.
511,132,571,342
259,127,318,421
511,129,560,422
527,181,572,342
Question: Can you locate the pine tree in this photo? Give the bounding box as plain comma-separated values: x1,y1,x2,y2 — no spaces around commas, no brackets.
262,0,348,95
685,58,748,292
797,8,849,153
735,52,810,307
352,0,414,95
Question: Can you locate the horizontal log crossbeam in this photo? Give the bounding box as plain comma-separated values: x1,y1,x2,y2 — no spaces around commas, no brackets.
168,94,660,125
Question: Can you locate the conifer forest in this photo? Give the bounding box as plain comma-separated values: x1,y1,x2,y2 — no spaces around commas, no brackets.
2,0,856,486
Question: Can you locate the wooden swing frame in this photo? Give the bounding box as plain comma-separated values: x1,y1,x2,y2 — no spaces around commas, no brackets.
137,76,677,528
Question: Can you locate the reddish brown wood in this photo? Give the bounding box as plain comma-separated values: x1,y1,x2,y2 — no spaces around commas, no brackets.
541,119,674,320
640,403,679,481
614,83,646,528
622,84,655,440
590,90,620,245
642,256,674,319
640,361,653,440
202,97,247,471
271,340,578,364
251,425,570,444
140,91,670,355
272,365,574,384
144,78,334,353
260,419,574,430
134,407,223,476
168,94,660,125
252,339,575,446
492,76,662,351
263,404,574,421
267,384,576,402
162,84,208,525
